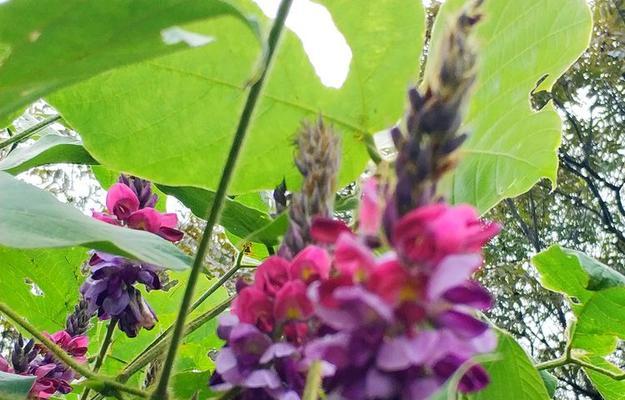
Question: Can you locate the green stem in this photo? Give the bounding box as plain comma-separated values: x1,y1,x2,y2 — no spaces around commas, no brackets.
80,318,118,400
151,1,293,397
0,302,148,398
0,115,61,150
118,296,233,384
536,354,625,380
302,360,323,400
121,251,245,381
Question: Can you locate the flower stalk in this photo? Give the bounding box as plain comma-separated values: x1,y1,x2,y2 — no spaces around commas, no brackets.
151,1,294,397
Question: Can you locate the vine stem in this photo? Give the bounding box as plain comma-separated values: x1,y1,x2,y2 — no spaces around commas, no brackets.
0,115,61,150
0,302,148,398
80,318,118,400
126,250,245,365
151,1,294,397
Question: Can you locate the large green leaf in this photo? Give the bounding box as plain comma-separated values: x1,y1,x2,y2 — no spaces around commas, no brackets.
49,0,425,194
0,172,190,269
0,246,86,332
427,0,592,212
470,330,550,400
0,0,255,125
0,134,96,175
0,371,35,400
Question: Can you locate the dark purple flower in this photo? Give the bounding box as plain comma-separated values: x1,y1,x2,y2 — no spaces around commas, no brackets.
80,252,161,337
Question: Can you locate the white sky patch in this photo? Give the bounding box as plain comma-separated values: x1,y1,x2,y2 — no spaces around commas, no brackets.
253,0,351,88
161,26,214,48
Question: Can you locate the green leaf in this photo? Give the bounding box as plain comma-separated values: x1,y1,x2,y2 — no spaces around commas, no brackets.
0,246,86,332
0,134,96,175
539,370,558,398
0,0,256,125
531,245,625,306
159,185,284,244
0,371,35,400
427,0,592,212
171,370,215,400
580,356,625,400
49,0,425,194
470,330,550,400
0,172,190,269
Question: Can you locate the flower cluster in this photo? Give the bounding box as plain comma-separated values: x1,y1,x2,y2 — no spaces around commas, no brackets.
0,315,88,399
82,175,182,337
211,178,499,399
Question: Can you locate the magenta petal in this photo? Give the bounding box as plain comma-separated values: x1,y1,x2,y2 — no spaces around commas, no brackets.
406,377,440,400
436,310,489,338
427,254,482,300
359,178,382,236
92,211,120,225
160,213,178,228
470,329,498,353
107,183,140,220
127,208,161,233
158,226,184,242
310,217,352,244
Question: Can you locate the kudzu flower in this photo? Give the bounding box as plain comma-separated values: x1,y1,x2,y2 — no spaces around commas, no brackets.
0,316,89,400
92,175,183,243
211,175,499,399
80,252,161,337
82,175,183,337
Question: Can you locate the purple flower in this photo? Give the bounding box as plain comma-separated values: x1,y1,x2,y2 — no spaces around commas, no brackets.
117,174,158,209
80,252,161,337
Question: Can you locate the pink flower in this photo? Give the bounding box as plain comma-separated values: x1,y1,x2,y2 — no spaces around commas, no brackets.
367,258,421,306
232,286,274,333
254,256,291,296
334,233,376,281
107,183,140,220
310,217,352,244
393,204,500,264
274,281,313,322
44,331,88,364
359,178,382,236
289,246,331,284
126,208,183,242
0,356,12,373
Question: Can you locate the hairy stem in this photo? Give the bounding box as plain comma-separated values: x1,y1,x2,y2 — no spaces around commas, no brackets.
151,1,293,397
0,303,148,398
80,318,118,400
0,115,61,150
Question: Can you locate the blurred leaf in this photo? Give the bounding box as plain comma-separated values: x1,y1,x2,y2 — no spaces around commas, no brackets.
0,371,35,400
0,0,256,125
428,0,592,212
0,172,190,269
49,0,425,194
171,370,216,400
0,134,96,175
